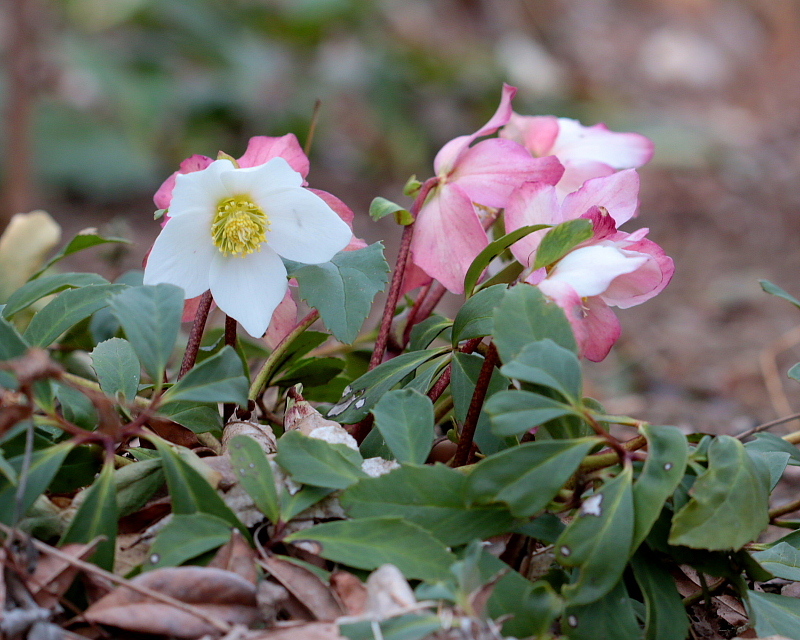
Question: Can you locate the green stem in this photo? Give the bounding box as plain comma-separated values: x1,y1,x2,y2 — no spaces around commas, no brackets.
579,435,647,473
248,310,319,401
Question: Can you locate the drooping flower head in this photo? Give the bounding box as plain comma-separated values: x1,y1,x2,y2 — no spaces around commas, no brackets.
501,115,654,196
409,85,564,294
143,157,352,337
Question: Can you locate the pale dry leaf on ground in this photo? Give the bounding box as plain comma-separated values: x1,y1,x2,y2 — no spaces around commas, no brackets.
256,580,291,623
240,622,345,640
84,566,259,638
208,530,259,586
25,541,99,609
329,571,367,617
222,419,278,454
363,564,418,620
259,555,344,621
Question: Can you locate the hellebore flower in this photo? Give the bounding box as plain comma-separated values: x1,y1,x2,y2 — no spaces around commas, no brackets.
409,84,564,294
501,115,654,196
504,177,673,361
143,157,352,338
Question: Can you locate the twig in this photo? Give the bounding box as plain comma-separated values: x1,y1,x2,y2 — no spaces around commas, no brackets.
304,99,322,157
453,343,499,467
770,495,800,520
0,524,233,634
735,411,800,440
178,290,213,379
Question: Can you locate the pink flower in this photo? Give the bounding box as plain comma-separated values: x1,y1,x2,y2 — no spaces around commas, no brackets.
504,176,673,361
409,85,564,294
501,115,654,196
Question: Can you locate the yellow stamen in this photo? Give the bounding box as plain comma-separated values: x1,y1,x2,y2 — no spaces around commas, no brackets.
211,195,269,257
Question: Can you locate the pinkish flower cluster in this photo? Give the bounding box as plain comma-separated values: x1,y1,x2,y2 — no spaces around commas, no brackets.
409,84,673,361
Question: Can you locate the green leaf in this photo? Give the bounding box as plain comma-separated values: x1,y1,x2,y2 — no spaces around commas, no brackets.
275,430,366,490
157,402,222,434
408,315,451,352
329,348,447,423
631,424,689,550
789,362,800,382
153,439,248,538
556,465,635,605
23,284,127,348
371,389,434,465
228,435,280,523
631,551,690,640
760,279,800,310
746,432,800,466
463,225,550,297
492,284,577,363
0,315,29,360
279,485,334,522
466,439,598,517
747,590,800,640
3,272,109,318
145,514,232,570
669,435,769,550
55,383,98,430
341,465,516,546
485,389,577,437
33,230,130,279
562,578,640,640
291,243,390,344
0,442,73,525
500,339,582,401
450,352,510,455
114,458,164,518
61,461,117,570
262,331,329,384
533,219,593,270
161,346,248,406
109,284,184,383
273,357,345,389
369,197,412,224
285,516,455,581
451,284,506,346
91,338,140,402
340,614,443,640
0,452,17,484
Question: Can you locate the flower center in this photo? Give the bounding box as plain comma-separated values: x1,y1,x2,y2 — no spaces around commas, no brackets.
211,196,269,257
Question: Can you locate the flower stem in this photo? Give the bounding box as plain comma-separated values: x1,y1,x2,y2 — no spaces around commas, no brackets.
453,342,499,467
736,411,800,440
223,315,238,421
249,310,319,401
178,290,213,380
368,177,437,371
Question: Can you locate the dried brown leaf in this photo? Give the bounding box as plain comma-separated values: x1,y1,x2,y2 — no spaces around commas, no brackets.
208,530,259,586
246,622,344,640
330,571,367,617
222,420,277,454
259,556,343,621
27,541,99,609
84,566,259,638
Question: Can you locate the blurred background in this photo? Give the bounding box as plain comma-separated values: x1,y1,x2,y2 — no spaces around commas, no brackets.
2,0,800,435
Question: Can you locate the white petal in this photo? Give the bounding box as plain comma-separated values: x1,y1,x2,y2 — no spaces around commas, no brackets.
547,245,647,298
169,159,235,218
219,157,303,197
143,213,216,298
260,188,352,264
209,247,288,338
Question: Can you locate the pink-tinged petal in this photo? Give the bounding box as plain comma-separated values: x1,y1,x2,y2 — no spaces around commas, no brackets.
401,262,433,294
143,213,216,299
602,236,674,308
580,206,617,241
433,84,518,176
501,114,559,157
552,118,654,169
410,183,488,294
546,245,648,298
450,139,564,208
555,160,616,199
262,187,352,264
154,155,213,210
504,182,562,266
180,294,216,323
209,246,288,338
170,159,235,218
237,134,310,178
537,280,621,362
561,169,641,226
308,188,367,251
264,289,298,348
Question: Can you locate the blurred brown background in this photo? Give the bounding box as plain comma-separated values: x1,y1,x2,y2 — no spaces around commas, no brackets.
3,0,800,434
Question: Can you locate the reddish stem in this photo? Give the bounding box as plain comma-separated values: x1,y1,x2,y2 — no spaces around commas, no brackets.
368,177,438,371
178,290,213,379
427,337,483,403
453,342,499,467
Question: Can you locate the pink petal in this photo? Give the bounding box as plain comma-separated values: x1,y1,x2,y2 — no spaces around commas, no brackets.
181,294,215,323
555,160,616,199
545,244,648,298
561,169,641,226
580,206,617,241
552,118,654,169
504,182,562,266
602,235,674,308
410,183,488,294
450,139,564,208
433,84,518,176
154,154,213,211
264,289,298,348
237,134,310,178
501,114,560,157
401,262,433,294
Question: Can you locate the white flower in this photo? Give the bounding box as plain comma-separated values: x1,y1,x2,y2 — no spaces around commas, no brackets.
143,157,352,337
